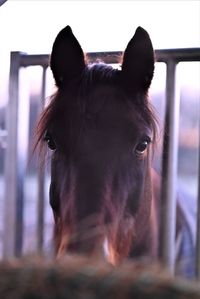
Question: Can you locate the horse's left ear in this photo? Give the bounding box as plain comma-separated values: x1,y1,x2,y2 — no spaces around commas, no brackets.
121,27,154,92
50,26,85,87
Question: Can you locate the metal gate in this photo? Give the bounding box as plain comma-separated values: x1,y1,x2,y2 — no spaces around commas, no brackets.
2,48,200,277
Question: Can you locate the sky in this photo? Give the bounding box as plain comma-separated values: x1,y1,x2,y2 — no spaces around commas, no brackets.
0,0,200,52
0,0,200,106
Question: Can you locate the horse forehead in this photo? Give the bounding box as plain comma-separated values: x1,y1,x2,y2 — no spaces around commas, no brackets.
86,85,146,130
87,86,132,116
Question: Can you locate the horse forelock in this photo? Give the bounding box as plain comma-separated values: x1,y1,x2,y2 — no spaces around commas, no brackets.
56,166,138,263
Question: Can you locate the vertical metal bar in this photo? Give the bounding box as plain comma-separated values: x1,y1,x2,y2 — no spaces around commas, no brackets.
4,52,20,257
196,95,200,279
159,60,180,274
4,52,25,257
37,67,47,253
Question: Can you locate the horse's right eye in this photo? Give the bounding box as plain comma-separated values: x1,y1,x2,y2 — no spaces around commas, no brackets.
43,131,57,151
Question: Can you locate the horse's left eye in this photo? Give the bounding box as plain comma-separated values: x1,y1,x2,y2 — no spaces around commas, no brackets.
134,137,151,155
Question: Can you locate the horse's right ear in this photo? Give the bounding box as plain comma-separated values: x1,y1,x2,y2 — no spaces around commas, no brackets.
50,26,85,87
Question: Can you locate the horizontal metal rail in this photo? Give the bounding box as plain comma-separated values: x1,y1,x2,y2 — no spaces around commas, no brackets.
18,48,200,67
4,49,200,279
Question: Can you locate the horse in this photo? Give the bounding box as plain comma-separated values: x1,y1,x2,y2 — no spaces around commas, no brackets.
36,26,195,275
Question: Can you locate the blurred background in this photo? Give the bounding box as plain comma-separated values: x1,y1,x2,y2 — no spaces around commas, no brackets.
0,0,199,257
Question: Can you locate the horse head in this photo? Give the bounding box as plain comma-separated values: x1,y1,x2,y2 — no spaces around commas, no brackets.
37,26,157,264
